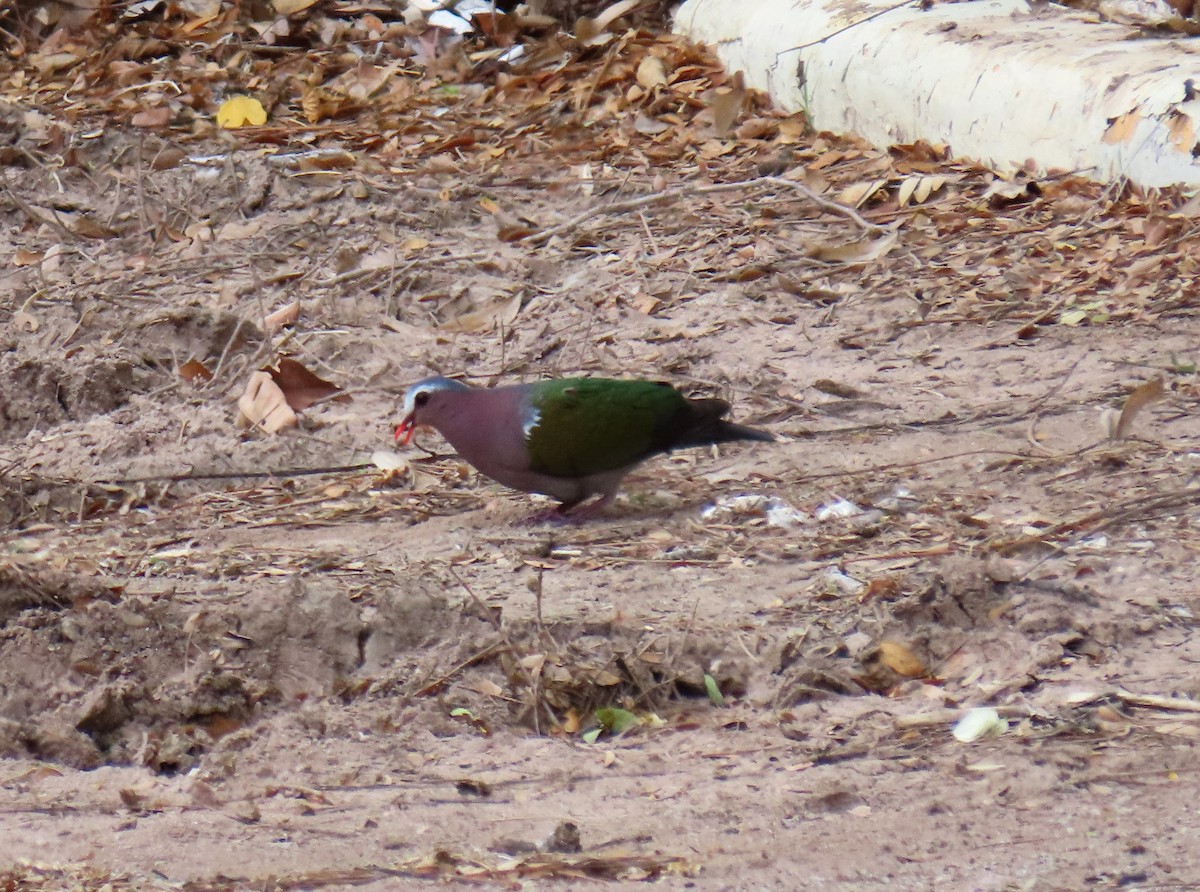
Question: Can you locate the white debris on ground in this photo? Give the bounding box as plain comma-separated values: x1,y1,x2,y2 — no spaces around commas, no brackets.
701,493,807,528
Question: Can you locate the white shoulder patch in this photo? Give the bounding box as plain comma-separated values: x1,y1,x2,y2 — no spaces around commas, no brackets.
523,407,541,439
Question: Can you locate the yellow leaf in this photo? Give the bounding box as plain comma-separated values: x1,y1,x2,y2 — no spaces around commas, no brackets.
217,95,267,129
273,0,317,12
403,237,430,251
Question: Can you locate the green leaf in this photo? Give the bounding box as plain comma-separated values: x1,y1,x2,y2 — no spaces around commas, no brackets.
1170,353,1197,374
450,707,475,719
595,707,640,735
1059,309,1087,326
703,673,726,706
582,727,602,745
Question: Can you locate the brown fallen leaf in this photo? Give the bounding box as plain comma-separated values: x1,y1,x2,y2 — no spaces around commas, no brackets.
873,640,927,678
1113,376,1165,441
267,357,348,411
150,147,187,171
131,106,171,129
179,358,213,384
496,218,537,242
636,55,668,91
264,301,300,333
807,229,898,264
440,292,522,333
707,70,745,137
237,371,298,433
835,179,888,209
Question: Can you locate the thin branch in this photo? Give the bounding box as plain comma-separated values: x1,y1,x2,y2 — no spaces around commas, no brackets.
527,175,887,246
774,0,921,59
94,463,373,486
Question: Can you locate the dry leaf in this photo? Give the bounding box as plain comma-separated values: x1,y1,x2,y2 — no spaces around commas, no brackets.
637,55,668,90
466,677,505,697
296,151,356,172
860,576,901,602
264,301,300,333
836,179,887,209
808,229,898,264
440,292,522,333
72,215,118,239
179,358,213,384
495,217,536,242
576,0,640,43
1142,216,1172,248
131,106,170,128
149,147,187,171
1113,376,1165,441
15,309,38,332
897,175,948,207
30,52,80,75
708,71,745,137
272,0,317,13
983,178,1040,204
266,357,347,411
874,640,926,678
633,112,669,136
237,371,298,433
217,95,267,129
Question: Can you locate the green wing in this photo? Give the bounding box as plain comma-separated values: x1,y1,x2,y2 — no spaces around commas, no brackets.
525,378,687,477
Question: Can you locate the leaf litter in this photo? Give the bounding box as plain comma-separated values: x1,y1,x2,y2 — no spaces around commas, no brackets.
4,0,1200,887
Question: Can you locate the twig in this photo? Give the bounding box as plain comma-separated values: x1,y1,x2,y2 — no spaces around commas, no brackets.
773,0,920,58
1116,689,1200,714
761,176,890,232
209,315,250,386
94,463,373,486
2,177,78,242
840,543,952,564
527,175,886,246
413,640,507,697
974,294,1070,350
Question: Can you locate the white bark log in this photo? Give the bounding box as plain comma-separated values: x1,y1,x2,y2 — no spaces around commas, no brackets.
675,0,1200,186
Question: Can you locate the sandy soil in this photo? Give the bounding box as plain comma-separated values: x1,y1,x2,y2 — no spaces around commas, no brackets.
4,25,1200,892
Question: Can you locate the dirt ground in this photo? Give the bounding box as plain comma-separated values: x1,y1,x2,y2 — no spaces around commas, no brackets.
4,18,1200,892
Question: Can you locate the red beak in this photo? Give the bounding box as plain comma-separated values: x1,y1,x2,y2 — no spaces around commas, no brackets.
395,415,416,445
